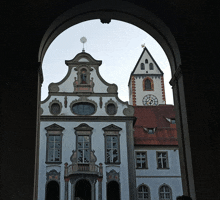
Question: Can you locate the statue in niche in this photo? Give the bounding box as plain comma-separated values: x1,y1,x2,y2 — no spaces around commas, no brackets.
81,69,87,84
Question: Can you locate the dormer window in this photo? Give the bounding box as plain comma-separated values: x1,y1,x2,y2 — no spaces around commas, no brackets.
171,119,176,124
148,128,154,134
141,63,145,70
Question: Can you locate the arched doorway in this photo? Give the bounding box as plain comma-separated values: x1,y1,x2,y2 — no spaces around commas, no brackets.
107,181,120,200
75,179,91,200
46,181,59,200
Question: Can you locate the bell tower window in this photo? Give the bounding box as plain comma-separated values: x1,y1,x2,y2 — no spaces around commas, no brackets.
141,63,145,70
145,79,151,90
143,77,154,91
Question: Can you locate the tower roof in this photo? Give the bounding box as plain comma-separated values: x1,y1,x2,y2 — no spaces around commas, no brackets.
128,47,164,86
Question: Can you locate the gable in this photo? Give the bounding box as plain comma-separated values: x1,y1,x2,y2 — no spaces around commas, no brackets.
128,47,163,86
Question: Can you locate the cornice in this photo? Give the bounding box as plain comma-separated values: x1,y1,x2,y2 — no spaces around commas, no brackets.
41,115,136,122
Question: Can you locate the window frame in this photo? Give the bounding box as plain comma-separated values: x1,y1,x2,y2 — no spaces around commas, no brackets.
135,151,148,169
74,123,93,164
158,184,172,200
48,98,62,116
45,124,64,164
103,124,122,165
141,63,145,70
137,184,151,200
156,151,169,169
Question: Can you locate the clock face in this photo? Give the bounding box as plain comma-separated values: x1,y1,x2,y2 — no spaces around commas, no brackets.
142,94,158,106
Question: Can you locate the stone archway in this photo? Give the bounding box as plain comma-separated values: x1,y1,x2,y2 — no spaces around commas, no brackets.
36,1,195,199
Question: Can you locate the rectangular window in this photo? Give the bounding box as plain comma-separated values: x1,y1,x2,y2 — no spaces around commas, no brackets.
77,135,90,163
157,152,168,169
106,136,119,163
47,135,61,162
136,152,147,169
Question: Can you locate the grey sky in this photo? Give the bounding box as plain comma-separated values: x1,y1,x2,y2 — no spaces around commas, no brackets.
41,19,173,105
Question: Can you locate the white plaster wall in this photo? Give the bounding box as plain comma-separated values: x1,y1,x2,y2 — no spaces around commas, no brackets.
41,96,128,116
133,51,161,75
136,177,183,200
135,149,182,200
135,150,181,177
38,121,130,200
134,76,165,106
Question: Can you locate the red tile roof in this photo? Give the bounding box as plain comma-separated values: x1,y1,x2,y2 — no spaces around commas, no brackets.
133,105,178,146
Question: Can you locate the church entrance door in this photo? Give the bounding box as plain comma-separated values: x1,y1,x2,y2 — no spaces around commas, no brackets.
107,181,120,200
75,179,91,200
46,181,59,200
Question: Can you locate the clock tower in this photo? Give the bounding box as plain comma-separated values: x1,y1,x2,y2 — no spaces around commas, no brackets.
128,47,166,106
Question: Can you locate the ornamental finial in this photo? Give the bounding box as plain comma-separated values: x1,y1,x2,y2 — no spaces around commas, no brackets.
80,37,87,52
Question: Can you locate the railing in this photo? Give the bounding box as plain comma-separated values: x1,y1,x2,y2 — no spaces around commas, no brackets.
65,163,102,177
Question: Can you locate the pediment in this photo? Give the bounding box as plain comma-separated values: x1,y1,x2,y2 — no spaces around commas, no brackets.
45,123,65,131
102,124,122,131
74,123,93,131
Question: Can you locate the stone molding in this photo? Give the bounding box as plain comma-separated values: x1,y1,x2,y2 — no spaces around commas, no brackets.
102,124,122,132
41,115,136,122
48,98,62,115
104,98,118,116
46,169,60,182
74,123,94,131
45,123,65,131
123,105,134,116
107,84,118,93
49,83,59,93
106,169,120,183
131,76,136,106
142,76,154,91
69,96,98,115
161,76,166,103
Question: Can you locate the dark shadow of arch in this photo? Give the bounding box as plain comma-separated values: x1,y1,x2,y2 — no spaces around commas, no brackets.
46,181,59,200
75,179,91,200
107,181,120,200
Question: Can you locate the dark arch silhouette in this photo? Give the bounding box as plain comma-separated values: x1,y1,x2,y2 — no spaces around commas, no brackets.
75,179,91,200
107,181,120,200
46,181,59,200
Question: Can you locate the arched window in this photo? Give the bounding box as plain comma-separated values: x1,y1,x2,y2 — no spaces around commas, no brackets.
159,185,172,200
141,63,145,70
145,79,151,90
138,185,150,200
149,63,154,70
145,59,148,63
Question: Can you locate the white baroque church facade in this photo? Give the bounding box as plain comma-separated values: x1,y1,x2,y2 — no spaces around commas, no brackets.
38,47,183,200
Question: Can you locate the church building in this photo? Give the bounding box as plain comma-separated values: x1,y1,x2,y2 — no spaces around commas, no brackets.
38,46,182,200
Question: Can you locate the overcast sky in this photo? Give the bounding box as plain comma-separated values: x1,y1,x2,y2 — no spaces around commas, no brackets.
41,19,174,105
